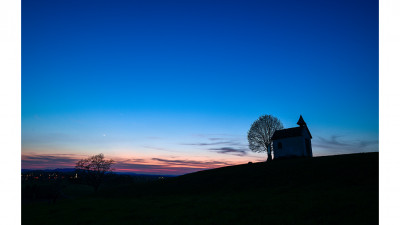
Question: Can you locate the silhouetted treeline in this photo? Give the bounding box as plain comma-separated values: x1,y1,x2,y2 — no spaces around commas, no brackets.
21,170,168,201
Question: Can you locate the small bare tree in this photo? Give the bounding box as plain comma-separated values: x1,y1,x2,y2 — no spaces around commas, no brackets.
75,153,114,193
247,115,283,161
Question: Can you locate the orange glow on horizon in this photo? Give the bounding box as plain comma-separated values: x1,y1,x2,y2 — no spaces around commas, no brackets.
21,150,266,175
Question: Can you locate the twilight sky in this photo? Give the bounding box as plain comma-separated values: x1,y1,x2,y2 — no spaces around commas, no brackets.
22,0,378,175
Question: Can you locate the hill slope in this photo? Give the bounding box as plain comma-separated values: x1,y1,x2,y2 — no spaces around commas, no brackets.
144,152,378,194
22,152,378,225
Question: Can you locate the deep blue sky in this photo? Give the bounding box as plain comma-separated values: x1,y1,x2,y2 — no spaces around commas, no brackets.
22,0,378,174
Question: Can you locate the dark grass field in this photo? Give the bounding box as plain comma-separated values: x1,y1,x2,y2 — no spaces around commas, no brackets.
22,152,378,225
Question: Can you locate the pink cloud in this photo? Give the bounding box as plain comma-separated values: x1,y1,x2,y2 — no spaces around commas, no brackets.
21,153,239,175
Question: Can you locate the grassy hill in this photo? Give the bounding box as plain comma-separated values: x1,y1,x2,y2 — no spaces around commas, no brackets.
22,152,378,225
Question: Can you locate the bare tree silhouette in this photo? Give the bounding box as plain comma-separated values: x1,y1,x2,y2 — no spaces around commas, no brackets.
247,115,283,161
75,153,114,193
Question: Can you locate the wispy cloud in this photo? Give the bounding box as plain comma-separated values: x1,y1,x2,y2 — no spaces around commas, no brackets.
208,137,223,141
114,161,189,174
142,145,167,151
313,135,379,155
182,141,236,146
116,158,147,164
142,145,183,153
21,153,236,175
317,135,349,146
114,162,210,175
190,133,244,139
209,147,247,156
21,153,83,169
151,158,232,167
182,134,250,156
358,140,379,148
114,157,234,175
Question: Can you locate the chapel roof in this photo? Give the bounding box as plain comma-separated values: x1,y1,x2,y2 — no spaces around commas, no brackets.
271,127,304,140
271,125,312,140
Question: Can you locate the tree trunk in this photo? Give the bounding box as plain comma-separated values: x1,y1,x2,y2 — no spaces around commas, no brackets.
267,152,272,162
267,144,273,162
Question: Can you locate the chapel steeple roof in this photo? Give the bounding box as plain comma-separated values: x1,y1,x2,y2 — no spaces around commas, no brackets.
271,115,312,140
297,115,306,127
